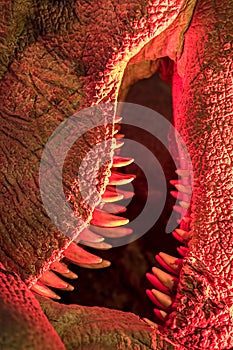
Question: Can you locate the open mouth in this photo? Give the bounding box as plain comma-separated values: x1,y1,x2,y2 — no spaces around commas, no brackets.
29,57,193,330
1,1,232,348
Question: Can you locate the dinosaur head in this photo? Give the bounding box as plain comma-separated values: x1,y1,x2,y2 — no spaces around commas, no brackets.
1,0,232,349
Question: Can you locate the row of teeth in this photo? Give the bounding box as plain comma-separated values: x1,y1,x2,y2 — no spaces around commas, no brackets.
31,117,135,300
146,168,193,322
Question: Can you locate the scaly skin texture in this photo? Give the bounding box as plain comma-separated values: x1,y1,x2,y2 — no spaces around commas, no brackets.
0,0,232,349
162,0,233,348
0,0,193,284
0,263,65,349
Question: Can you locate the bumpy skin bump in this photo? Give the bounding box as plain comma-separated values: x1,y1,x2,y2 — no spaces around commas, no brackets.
163,0,233,348
0,263,65,349
39,296,178,350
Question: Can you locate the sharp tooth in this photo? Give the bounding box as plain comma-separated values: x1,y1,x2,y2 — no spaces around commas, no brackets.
143,317,159,329
31,282,61,300
173,205,188,215
155,252,183,275
115,188,135,199
50,261,78,279
175,184,192,195
146,273,170,294
170,179,180,186
59,269,78,280
151,267,179,291
64,242,102,265
142,318,158,329
183,216,191,223
175,169,190,177
177,246,189,257
177,216,191,225
106,186,135,200
39,270,74,291
174,228,191,242
112,156,134,168
113,128,120,135
114,133,125,139
108,171,136,185
171,190,191,201
146,289,172,309
76,259,111,269
114,116,122,123
152,289,173,308
50,261,69,274
90,225,133,238
102,203,127,214
81,241,112,250
172,230,185,243
91,209,129,227
114,140,124,149
102,190,124,203
170,191,180,199
179,200,190,209
78,228,104,243
153,308,167,321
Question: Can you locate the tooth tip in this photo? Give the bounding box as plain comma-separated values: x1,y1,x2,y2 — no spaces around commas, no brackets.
142,318,158,329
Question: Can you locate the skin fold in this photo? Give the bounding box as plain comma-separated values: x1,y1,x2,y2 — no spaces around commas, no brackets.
0,0,232,349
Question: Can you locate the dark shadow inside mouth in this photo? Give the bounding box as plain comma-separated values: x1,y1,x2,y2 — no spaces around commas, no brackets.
58,64,181,321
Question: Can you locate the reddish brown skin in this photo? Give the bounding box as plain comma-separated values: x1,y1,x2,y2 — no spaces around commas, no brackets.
0,0,232,349
0,0,187,284
164,1,233,348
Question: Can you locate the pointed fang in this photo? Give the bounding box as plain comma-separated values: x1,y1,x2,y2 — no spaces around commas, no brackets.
39,270,74,291
91,209,129,227
174,228,191,242
173,205,188,215
151,267,179,292
113,156,134,168
170,179,180,186
143,318,158,329
151,289,173,309
81,241,112,250
50,261,78,279
172,230,186,243
50,261,69,274
106,186,135,200
146,273,170,295
146,289,172,310
177,246,189,257
108,171,136,186
78,228,104,243
175,169,190,177
155,252,183,275
31,282,61,300
175,184,192,195
153,308,168,321
114,116,123,123
90,225,133,238
114,140,125,149
102,190,124,203
64,242,102,265
102,203,127,214
114,133,125,139
76,259,111,269
179,200,190,209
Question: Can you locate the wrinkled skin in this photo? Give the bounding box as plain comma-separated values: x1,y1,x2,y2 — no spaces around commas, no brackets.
0,0,233,349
